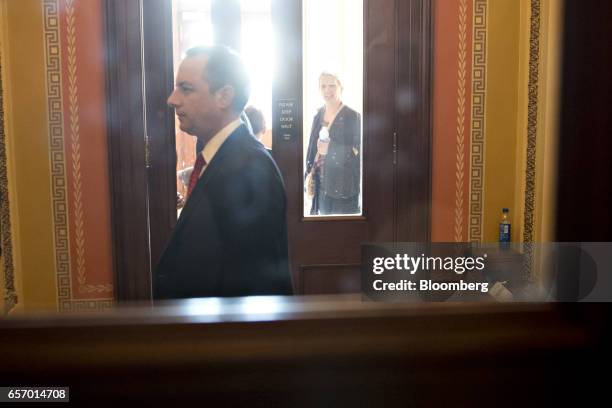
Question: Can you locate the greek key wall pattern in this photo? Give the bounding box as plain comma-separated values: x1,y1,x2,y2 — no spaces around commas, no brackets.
468,0,487,243
43,0,112,311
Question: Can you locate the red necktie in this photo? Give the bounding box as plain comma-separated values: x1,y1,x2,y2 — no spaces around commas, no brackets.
187,154,206,198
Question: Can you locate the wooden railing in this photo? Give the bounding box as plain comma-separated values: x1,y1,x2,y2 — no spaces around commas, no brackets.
0,296,607,406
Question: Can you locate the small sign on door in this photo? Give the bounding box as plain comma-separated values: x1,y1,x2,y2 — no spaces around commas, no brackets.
277,99,296,141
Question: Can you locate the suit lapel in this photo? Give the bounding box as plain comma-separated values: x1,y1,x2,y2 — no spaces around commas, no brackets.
173,125,249,233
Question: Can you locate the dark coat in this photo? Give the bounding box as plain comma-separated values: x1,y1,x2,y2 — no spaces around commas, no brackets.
154,124,293,299
305,105,361,202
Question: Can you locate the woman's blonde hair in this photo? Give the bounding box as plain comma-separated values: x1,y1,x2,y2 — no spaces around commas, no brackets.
319,71,343,90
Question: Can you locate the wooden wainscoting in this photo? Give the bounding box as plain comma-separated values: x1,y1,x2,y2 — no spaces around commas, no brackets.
298,264,362,295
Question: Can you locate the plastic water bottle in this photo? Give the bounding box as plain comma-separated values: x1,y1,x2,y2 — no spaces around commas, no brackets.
499,208,511,243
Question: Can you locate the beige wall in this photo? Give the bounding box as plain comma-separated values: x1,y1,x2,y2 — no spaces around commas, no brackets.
535,0,563,244
482,0,523,242
2,0,57,312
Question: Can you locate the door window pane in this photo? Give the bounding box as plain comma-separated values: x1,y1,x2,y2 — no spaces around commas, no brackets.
303,0,363,217
240,0,273,149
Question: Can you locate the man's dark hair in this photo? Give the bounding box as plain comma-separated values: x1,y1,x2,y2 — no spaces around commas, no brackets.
244,106,266,135
185,45,250,113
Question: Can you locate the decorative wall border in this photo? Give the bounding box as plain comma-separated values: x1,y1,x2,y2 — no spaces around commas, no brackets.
43,0,72,310
60,298,113,311
468,0,487,243
454,0,468,242
0,46,18,314
65,0,87,291
522,0,540,280
43,0,112,311
64,0,111,295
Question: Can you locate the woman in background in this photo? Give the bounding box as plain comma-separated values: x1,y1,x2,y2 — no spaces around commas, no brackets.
305,72,361,215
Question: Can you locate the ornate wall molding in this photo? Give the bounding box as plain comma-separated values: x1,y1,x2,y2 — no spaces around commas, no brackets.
64,0,111,295
0,45,18,314
65,0,87,292
522,0,540,280
523,0,539,243
454,0,468,242
43,0,112,311
43,0,71,309
468,0,487,243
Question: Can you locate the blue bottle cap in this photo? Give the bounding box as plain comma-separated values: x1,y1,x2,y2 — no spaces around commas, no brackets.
502,208,509,212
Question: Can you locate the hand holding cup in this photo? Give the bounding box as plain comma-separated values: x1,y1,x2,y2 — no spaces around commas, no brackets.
317,126,330,155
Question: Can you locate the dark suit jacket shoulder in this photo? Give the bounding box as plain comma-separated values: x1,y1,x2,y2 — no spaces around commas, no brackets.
154,124,292,299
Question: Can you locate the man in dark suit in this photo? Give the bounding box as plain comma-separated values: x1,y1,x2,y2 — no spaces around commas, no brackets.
154,46,293,299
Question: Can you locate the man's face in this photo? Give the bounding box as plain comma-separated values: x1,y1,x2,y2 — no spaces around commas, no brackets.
319,75,342,104
167,56,222,138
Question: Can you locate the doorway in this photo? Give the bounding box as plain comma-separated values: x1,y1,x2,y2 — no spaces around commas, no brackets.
105,0,432,299
273,0,432,293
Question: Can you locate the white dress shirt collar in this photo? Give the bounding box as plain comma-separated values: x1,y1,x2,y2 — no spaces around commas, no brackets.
201,118,242,165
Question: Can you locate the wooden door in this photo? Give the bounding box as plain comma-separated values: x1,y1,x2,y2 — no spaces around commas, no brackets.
272,0,432,294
